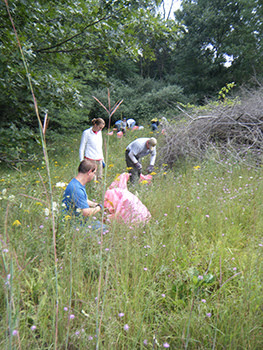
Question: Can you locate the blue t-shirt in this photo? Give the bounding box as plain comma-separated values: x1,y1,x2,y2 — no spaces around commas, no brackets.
62,178,89,217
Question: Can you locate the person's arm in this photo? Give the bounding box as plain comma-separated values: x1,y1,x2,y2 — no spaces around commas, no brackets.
127,149,138,164
79,131,87,161
149,147,156,166
82,205,101,217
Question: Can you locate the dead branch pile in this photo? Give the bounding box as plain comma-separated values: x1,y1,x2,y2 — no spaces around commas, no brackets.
158,87,263,167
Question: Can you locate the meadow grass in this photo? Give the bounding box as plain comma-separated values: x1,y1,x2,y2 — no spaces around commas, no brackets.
0,128,262,349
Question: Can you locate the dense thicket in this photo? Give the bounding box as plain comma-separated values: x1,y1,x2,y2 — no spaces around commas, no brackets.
0,0,262,164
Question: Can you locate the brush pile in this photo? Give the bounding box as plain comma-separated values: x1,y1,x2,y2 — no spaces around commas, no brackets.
158,86,263,167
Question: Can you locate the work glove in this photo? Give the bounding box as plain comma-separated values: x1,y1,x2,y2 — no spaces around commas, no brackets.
135,162,142,171
102,161,106,168
147,165,154,173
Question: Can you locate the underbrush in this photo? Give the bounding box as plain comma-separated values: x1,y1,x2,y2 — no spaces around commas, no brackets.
0,128,262,349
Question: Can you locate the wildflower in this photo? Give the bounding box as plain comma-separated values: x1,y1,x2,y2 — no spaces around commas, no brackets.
35,202,43,206
31,325,36,331
64,307,68,311
75,331,80,336
163,342,170,348
161,294,166,297
12,220,21,226
12,330,18,336
2,249,8,253
124,324,129,331
39,225,44,229
233,267,237,271
88,336,93,340
201,299,206,303
206,312,212,317
205,214,210,218
143,267,148,271
64,215,71,220
198,275,203,280
69,314,75,319
193,165,201,170
118,313,124,317
140,180,148,185
143,339,148,345
56,182,67,188
164,213,167,216
259,244,263,247
151,172,157,175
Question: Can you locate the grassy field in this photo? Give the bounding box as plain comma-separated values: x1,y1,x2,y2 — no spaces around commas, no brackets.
0,127,262,349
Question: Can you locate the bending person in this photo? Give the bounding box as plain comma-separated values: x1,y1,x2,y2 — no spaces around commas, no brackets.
125,137,157,183
79,118,105,183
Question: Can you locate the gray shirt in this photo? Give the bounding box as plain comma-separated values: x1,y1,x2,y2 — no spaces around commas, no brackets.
126,138,156,166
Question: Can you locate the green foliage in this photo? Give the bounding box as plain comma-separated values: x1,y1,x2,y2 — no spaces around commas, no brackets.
0,124,41,165
91,77,186,125
218,82,236,101
172,0,263,100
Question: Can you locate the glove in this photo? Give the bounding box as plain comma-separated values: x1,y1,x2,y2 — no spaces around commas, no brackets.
102,161,105,168
147,165,154,173
135,162,142,170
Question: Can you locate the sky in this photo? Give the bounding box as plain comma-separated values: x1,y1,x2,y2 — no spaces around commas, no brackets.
159,0,181,19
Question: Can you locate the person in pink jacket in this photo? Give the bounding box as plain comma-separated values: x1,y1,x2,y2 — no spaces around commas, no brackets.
79,118,105,182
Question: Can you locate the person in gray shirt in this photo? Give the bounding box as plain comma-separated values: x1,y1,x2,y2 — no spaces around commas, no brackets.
125,137,157,183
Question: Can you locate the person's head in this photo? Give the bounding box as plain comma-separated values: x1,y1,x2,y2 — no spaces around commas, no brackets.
92,118,105,132
146,137,157,150
78,159,97,183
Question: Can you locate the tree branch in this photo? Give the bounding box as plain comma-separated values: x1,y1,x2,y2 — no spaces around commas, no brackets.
35,10,120,53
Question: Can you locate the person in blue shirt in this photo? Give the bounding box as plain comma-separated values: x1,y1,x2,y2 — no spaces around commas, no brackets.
62,159,104,228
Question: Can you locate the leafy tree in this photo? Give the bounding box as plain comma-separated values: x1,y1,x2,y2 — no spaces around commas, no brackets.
171,0,263,100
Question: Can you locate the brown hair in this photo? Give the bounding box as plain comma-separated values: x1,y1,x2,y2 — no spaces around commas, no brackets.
78,159,97,174
92,118,105,127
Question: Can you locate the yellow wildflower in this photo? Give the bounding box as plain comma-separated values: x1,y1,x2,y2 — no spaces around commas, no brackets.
36,202,43,206
151,172,157,175
193,165,201,170
13,220,21,226
108,164,114,168
140,180,148,185
64,215,71,220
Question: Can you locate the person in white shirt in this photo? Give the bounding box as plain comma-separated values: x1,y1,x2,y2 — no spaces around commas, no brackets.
125,137,157,183
126,118,136,129
79,118,105,182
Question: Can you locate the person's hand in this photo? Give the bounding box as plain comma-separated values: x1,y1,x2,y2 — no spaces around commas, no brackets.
102,161,106,168
135,162,142,170
147,165,154,173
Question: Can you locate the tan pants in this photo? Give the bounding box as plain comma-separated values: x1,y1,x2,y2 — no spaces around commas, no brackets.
94,160,103,182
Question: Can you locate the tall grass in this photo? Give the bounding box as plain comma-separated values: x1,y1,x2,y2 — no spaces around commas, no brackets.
0,128,262,349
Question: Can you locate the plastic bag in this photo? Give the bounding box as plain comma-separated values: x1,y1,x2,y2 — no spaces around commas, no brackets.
104,173,151,224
